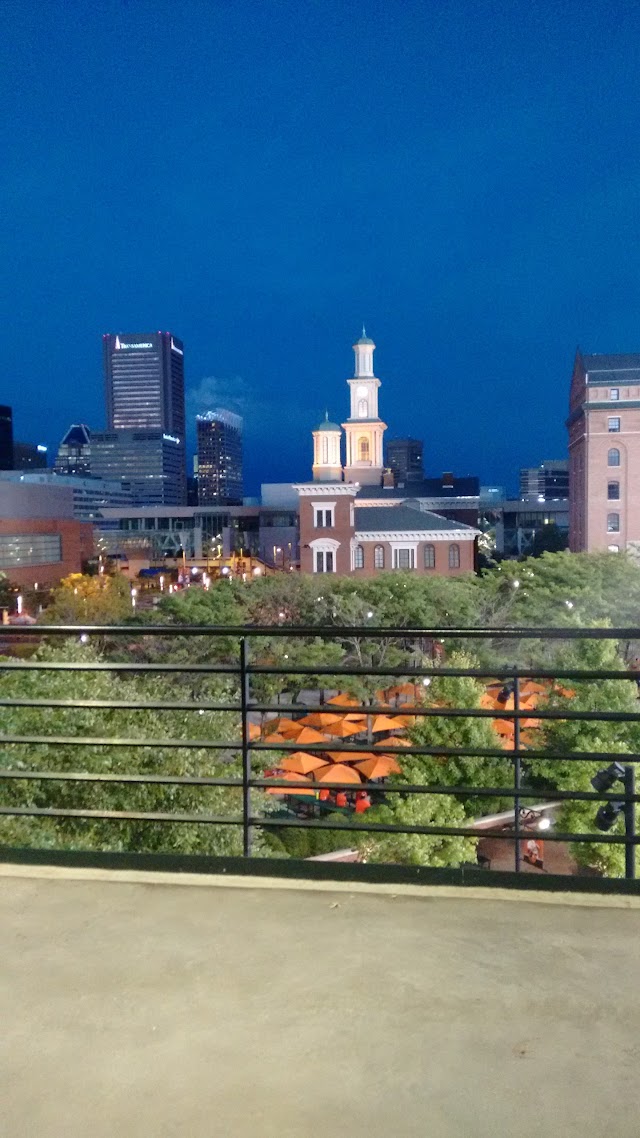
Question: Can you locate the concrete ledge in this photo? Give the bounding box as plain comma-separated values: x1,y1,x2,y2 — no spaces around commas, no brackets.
2,859,640,908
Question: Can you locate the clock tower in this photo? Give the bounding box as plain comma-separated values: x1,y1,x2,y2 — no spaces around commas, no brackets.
342,328,386,485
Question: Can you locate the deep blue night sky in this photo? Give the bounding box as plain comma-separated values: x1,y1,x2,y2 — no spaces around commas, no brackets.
2,0,640,495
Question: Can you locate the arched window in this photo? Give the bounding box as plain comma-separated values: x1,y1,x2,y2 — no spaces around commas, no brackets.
354,544,364,569
358,399,368,418
608,448,621,467
448,543,460,569
608,481,620,500
374,545,384,569
358,436,370,462
607,513,620,533
424,544,435,569
322,436,328,463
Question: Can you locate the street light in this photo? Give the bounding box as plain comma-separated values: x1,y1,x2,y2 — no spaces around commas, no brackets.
591,762,636,879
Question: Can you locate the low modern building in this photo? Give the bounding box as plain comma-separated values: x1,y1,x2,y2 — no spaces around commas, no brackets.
0,470,132,520
0,482,93,587
495,498,569,558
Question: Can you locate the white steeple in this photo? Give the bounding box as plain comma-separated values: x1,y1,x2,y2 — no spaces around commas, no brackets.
342,328,386,486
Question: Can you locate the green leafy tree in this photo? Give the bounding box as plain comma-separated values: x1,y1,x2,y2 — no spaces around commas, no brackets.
526,637,640,876
355,793,476,867
41,573,133,625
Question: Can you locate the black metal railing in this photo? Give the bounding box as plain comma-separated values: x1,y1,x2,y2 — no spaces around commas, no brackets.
0,623,639,886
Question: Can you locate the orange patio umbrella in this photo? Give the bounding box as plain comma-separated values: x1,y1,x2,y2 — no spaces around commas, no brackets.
265,772,316,796
326,693,360,707
325,750,379,763
291,726,330,746
263,717,300,736
280,751,328,775
262,731,287,744
493,719,515,738
520,680,549,695
248,723,261,740
371,714,407,733
324,720,364,739
355,755,402,779
313,763,363,784
374,736,412,748
297,711,343,728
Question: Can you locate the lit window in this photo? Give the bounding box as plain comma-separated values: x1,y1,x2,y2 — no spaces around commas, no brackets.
608,448,621,467
448,543,461,569
608,417,621,432
607,482,620,500
424,544,435,569
354,545,364,569
607,513,620,533
374,545,384,569
610,388,620,400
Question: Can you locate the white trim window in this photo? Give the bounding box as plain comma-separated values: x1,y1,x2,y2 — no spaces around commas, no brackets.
374,544,385,569
610,388,620,400
393,547,415,570
448,543,461,568
310,537,340,573
608,448,621,467
607,513,620,533
314,505,335,529
353,544,364,569
608,417,621,432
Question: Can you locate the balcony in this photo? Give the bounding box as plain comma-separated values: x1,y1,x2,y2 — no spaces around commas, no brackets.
2,860,640,1136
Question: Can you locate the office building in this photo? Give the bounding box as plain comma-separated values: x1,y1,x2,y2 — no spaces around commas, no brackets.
13,441,48,470
102,332,186,503
54,424,92,476
520,460,569,501
196,410,243,506
91,430,184,508
0,405,13,470
386,438,424,485
0,481,93,588
569,351,640,553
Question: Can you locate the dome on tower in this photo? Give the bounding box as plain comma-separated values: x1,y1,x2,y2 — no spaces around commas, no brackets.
314,413,342,432
354,324,374,346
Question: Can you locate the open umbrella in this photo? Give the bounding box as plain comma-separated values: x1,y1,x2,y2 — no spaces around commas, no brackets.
280,751,328,775
291,726,330,746
371,714,407,733
325,750,378,763
313,763,363,784
326,693,360,708
263,717,300,736
374,736,412,748
297,711,343,728
265,772,316,796
493,719,515,738
355,755,402,779
325,720,365,739
262,731,287,744
248,723,261,740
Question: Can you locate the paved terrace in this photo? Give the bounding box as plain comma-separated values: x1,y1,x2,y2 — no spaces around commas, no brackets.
2,865,640,1137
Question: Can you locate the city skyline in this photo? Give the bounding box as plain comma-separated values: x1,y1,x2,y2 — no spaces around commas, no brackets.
4,2,640,492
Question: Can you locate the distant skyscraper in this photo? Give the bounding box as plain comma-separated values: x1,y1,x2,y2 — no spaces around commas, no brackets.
102,332,186,503
386,438,424,485
520,460,569,501
196,410,243,505
0,405,13,470
54,424,92,476
13,441,48,470
91,430,183,507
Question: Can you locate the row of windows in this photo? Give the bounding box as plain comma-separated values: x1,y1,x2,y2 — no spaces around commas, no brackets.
354,544,461,570
0,534,62,568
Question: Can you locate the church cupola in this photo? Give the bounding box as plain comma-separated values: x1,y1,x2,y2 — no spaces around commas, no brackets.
312,412,343,482
342,327,387,485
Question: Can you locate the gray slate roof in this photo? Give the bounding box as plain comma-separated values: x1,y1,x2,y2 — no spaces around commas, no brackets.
582,353,640,382
354,505,475,533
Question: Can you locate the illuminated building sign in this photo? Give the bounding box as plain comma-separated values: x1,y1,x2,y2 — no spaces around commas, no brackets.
115,336,153,350
163,434,180,444
171,338,184,355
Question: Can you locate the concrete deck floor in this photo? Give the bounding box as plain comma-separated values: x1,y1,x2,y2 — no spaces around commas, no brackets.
2,866,640,1137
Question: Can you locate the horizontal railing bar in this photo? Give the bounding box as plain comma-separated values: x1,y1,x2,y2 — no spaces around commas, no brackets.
253,704,640,722
2,623,640,639
0,698,241,712
0,802,635,845
0,661,239,674
0,735,241,749
0,769,637,803
247,665,640,680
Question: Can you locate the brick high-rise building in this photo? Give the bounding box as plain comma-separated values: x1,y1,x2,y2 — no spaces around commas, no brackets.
569,350,640,554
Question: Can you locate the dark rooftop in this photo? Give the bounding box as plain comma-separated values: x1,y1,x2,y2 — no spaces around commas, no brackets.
582,353,640,382
354,505,476,532
357,475,480,500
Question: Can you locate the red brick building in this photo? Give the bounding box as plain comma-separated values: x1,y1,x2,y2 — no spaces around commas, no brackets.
569,351,640,554
0,482,94,587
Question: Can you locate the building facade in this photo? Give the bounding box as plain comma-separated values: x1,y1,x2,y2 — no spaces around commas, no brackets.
0,470,132,519
102,332,186,503
196,410,243,505
54,424,92,476
568,351,640,553
520,460,569,502
341,331,387,485
386,438,424,485
91,430,183,508
13,441,48,470
0,405,13,470
0,482,93,587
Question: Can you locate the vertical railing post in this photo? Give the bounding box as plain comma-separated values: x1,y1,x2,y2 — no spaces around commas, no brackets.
513,672,521,873
624,764,636,881
239,636,252,857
